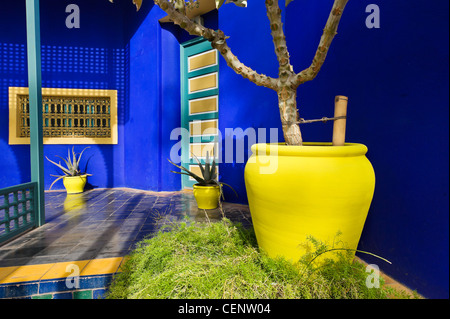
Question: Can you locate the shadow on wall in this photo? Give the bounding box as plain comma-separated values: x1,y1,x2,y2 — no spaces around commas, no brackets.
0,140,25,187
43,144,122,191
0,39,130,189
0,42,29,187
0,0,132,189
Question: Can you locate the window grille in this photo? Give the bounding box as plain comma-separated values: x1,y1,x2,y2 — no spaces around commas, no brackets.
18,95,111,138
9,87,117,144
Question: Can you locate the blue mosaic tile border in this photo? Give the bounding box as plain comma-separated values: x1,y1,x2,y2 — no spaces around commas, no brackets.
0,273,113,299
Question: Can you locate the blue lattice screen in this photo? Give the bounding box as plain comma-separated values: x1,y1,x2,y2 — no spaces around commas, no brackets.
0,182,36,244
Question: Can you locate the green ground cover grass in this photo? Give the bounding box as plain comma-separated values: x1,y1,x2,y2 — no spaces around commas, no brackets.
106,218,412,299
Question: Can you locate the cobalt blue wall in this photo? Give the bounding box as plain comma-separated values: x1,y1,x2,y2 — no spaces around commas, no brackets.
126,3,166,191
284,0,449,298
124,4,218,192
1,0,447,299
0,1,28,188
217,1,285,204
124,2,274,198
209,0,450,299
0,0,129,190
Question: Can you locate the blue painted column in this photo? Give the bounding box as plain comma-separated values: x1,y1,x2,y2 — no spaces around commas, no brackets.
25,0,45,226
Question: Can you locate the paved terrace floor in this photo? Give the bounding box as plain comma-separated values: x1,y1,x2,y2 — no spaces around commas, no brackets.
0,188,251,267
0,188,417,298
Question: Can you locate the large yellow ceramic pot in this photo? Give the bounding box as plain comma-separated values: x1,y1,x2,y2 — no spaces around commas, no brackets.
244,142,375,263
63,175,87,194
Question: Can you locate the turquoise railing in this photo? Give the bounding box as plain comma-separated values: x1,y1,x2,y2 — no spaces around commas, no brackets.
0,182,37,245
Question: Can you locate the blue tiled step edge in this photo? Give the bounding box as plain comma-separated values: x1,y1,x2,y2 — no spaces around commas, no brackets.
0,273,113,299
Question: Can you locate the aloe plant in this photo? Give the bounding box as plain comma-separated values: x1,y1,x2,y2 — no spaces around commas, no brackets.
168,151,237,199
46,146,92,190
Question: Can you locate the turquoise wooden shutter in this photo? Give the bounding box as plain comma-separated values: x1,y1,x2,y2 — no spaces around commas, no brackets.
180,38,219,189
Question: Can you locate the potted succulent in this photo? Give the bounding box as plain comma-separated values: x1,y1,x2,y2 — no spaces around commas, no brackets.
123,0,375,263
46,146,92,194
169,151,237,209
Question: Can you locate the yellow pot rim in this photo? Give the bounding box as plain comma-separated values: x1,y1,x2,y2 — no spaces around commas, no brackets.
193,184,220,189
64,175,87,179
250,142,368,157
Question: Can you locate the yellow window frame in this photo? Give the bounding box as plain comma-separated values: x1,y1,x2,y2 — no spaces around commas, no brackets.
9,87,118,145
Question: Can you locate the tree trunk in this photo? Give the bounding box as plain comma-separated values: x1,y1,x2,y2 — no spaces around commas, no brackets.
277,86,303,146
151,0,349,147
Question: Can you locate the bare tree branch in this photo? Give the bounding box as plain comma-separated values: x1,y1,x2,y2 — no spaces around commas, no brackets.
155,0,279,90
174,0,186,15
265,0,293,84
295,0,349,86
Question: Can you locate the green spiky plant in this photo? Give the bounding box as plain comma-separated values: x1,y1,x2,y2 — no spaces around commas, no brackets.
46,146,92,190
168,151,237,200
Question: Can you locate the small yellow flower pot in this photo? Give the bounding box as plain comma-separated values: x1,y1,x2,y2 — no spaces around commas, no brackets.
244,143,375,263
63,175,87,194
193,184,221,209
